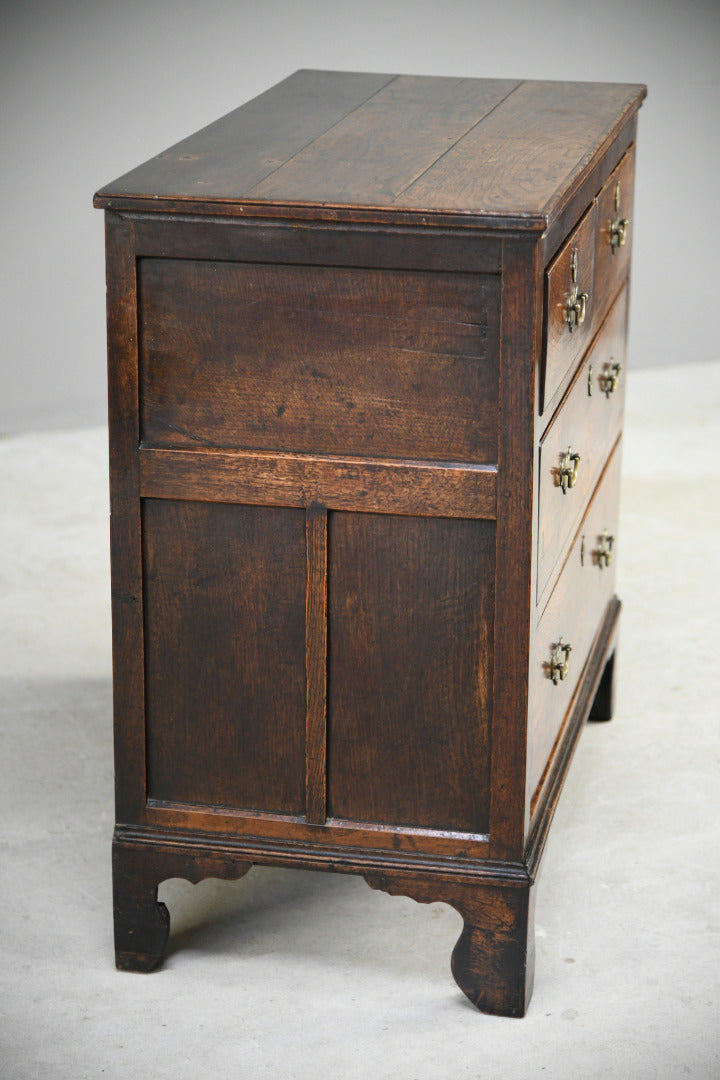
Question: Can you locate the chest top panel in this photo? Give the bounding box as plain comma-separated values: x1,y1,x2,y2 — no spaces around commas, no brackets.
94,70,645,231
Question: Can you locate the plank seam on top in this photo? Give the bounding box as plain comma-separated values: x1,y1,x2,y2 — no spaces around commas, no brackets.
238,73,400,199
391,80,525,207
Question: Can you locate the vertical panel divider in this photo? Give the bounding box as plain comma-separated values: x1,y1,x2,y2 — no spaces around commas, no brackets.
305,503,328,824
489,238,538,862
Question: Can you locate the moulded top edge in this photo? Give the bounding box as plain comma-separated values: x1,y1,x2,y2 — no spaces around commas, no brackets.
94,70,646,227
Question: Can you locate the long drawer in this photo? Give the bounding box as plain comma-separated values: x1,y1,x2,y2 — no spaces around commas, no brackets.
528,439,622,808
537,286,627,604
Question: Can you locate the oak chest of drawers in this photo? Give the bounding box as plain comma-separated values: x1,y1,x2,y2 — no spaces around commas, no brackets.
95,71,645,1016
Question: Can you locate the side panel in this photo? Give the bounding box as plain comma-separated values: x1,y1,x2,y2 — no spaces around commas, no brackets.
142,499,307,814
327,512,495,833
107,212,502,862
138,258,499,463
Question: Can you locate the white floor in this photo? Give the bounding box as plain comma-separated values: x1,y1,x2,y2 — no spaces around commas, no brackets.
1,362,718,1079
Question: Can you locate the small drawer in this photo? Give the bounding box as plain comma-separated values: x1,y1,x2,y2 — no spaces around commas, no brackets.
542,203,597,415
594,146,636,326
527,442,622,807
537,285,628,604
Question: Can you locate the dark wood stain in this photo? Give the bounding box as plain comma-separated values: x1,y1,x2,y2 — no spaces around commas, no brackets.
138,257,500,463
132,217,503,274
98,70,644,1016
487,238,539,860
94,72,646,234
327,512,494,833
594,147,636,323
403,81,644,215
138,447,498,521
249,75,520,204
537,287,628,601
543,203,597,414
305,505,328,825
539,119,637,267
97,69,395,202
143,499,307,813
528,443,622,808
104,214,147,823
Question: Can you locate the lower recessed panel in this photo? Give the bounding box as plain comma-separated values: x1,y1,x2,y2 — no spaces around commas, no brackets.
142,499,306,813
327,512,494,833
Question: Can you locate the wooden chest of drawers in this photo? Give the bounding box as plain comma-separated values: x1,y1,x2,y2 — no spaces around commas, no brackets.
94,71,645,1016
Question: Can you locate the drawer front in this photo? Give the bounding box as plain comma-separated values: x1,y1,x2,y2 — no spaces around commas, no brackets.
528,442,622,807
542,204,597,414
537,285,627,602
138,257,500,464
594,146,636,323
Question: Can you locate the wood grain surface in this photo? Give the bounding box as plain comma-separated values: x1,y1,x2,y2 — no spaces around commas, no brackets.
528,443,622,808
98,70,395,202
100,71,643,1013
139,257,500,463
95,71,646,230
327,512,495,833
139,447,497,521
143,499,307,813
305,505,328,825
248,75,520,205
537,288,627,602
543,203,597,414
594,147,636,323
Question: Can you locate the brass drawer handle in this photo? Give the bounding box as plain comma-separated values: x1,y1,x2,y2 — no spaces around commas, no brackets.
610,181,629,253
559,446,580,493
610,217,628,252
600,360,622,398
566,286,589,330
566,248,589,331
596,529,614,569
550,638,572,684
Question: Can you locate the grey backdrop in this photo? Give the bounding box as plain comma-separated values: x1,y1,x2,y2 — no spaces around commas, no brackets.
2,0,719,434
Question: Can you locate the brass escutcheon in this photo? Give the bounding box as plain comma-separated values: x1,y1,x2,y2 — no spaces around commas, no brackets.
559,446,581,493
550,638,572,684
